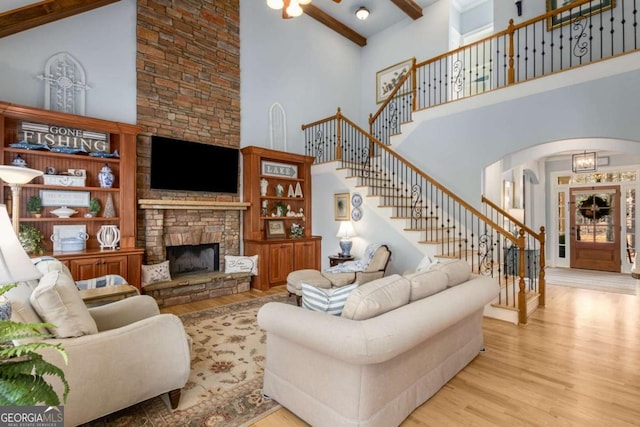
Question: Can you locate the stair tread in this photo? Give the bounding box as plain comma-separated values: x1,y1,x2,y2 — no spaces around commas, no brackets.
403,226,454,232
390,216,439,221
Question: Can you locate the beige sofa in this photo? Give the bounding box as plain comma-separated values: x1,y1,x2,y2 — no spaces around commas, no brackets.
5,257,191,426
258,261,499,427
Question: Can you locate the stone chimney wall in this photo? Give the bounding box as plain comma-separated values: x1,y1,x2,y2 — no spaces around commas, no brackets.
135,1,241,263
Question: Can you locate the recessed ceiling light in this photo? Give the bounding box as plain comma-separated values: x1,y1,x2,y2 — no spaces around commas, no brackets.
355,6,370,20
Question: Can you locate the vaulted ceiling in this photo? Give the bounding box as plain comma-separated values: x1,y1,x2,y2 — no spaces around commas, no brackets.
0,0,432,46
301,0,426,46
0,0,119,39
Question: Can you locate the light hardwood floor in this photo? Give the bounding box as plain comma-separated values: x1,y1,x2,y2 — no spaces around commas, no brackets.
162,283,640,426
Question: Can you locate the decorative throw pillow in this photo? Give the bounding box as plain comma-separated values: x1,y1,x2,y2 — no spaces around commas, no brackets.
429,259,471,287
141,261,172,287
341,274,410,320
30,270,98,338
405,269,449,302
416,254,438,272
76,274,128,290
301,283,358,316
224,255,258,275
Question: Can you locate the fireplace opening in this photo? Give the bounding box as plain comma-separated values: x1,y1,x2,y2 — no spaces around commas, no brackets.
166,243,220,276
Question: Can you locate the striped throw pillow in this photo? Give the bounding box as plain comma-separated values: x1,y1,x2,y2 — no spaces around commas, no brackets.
301,283,358,316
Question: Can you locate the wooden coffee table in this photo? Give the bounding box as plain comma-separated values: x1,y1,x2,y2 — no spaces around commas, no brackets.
79,284,139,305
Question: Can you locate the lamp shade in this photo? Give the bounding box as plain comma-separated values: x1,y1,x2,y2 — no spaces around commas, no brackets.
336,221,355,239
0,204,41,285
0,165,43,184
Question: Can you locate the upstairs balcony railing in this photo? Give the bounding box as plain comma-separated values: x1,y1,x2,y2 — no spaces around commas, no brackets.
303,110,545,324
370,0,640,145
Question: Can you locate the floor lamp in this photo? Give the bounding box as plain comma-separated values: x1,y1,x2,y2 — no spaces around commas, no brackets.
0,203,42,286
0,165,44,234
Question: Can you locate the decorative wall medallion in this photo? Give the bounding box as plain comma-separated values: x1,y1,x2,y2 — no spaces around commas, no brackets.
351,193,362,208
351,207,362,222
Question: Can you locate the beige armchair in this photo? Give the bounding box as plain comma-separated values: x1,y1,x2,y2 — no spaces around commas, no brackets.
5,259,190,426
287,244,391,305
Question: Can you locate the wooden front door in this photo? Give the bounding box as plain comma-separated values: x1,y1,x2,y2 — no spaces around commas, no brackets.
570,186,620,272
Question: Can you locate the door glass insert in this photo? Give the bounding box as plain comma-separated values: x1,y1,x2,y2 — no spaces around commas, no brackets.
558,191,566,258
574,191,616,243
626,188,636,263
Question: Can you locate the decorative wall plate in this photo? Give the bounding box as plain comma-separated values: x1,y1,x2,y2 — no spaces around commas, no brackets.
351,193,362,208
351,207,362,222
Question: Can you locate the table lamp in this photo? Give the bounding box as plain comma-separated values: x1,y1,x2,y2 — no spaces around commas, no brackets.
336,221,356,257
0,204,42,287
0,165,44,233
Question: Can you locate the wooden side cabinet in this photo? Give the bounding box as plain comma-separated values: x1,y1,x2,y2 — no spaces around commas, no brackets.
56,248,144,290
294,240,320,270
268,242,293,284
242,146,321,290
0,102,145,290
245,237,321,291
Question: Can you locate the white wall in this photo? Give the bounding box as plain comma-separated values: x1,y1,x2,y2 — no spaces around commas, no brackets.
0,0,136,123
240,1,361,154
395,58,640,213
311,164,424,275
460,1,493,34
358,0,452,123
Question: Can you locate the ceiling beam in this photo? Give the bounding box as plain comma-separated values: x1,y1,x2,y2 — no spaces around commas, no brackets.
0,0,120,39
390,0,423,20
302,3,367,47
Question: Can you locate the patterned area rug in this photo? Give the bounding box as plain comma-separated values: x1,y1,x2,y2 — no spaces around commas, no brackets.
545,267,638,295
85,293,290,426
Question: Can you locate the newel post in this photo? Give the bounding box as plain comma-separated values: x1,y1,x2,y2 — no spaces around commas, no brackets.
517,228,527,324
336,107,342,161
508,19,515,85
538,226,546,307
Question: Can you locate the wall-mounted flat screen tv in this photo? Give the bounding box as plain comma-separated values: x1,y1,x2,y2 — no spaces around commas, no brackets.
150,136,239,194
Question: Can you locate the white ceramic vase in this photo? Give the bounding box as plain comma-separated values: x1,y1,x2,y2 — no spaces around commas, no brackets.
97,225,120,250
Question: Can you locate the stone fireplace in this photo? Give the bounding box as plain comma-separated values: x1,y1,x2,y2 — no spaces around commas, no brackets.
138,199,250,307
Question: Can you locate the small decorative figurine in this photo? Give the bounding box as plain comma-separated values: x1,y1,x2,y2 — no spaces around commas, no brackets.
260,178,268,196
275,184,284,197
103,193,116,217
11,154,27,167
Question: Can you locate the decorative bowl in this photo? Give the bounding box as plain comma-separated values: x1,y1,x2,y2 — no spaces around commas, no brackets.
51,206,78,218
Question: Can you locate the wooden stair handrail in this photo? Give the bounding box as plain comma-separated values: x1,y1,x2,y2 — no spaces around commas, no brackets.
481,195,542,239
370,0,605,131
335,113,519,246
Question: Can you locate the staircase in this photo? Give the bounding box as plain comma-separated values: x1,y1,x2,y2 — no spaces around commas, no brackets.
303,111,543,324
300,0,640,324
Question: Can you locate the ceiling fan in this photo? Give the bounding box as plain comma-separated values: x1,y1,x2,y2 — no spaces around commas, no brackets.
266,0,341,19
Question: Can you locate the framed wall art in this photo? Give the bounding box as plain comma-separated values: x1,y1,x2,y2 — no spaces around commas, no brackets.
265,219,286,239
376,57,415,104
334,193,350,221
546,0,616,30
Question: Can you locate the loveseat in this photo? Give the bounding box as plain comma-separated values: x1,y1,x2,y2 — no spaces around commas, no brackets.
258,260,499,427
4,257,191,426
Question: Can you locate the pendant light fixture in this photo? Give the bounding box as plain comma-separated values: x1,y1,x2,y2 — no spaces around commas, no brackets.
267,0,311,18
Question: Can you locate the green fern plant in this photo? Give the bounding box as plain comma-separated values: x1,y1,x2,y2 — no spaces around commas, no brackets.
0,284,69,405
